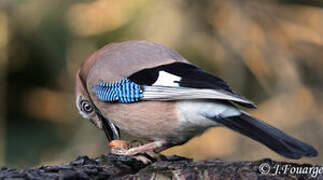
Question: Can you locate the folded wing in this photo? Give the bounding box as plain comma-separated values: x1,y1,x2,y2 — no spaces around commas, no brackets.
128,62,256,108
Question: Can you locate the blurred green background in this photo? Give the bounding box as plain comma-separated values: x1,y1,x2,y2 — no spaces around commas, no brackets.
0,0,322,168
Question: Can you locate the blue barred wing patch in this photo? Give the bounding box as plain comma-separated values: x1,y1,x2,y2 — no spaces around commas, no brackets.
93,78,143,103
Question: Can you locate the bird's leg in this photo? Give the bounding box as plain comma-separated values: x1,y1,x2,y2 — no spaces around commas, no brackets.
109,140,167,156
109,140,169,164
125,140,166,156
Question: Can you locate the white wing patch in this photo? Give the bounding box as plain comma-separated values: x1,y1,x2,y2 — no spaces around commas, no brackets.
153,71,181,87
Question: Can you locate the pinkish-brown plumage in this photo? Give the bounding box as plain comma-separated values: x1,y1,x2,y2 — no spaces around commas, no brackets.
95,100,179,141
75,40,318,160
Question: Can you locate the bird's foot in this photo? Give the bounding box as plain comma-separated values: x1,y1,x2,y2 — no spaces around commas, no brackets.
109,140,165,164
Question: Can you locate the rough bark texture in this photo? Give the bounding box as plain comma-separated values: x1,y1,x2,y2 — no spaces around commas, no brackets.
0,154,322,180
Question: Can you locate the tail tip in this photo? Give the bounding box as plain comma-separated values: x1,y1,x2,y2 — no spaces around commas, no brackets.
285,146,318,159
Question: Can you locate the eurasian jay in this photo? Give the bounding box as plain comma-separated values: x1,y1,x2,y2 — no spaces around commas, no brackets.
75,40,318,160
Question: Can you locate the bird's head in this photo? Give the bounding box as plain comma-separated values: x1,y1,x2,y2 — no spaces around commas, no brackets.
75,69,103,129
75,47,120,142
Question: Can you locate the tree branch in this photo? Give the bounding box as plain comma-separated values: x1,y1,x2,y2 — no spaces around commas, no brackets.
0,154,321,179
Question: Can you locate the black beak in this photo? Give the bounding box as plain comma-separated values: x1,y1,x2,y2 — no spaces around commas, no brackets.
96,111,120,142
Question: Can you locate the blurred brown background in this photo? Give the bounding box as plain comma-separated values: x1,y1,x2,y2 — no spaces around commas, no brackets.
0,0,322,168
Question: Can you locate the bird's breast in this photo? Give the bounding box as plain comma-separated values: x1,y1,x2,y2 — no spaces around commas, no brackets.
97,100,181,141
96,99,230,145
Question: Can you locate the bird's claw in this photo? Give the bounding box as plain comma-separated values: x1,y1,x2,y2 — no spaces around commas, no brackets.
109,140,162,164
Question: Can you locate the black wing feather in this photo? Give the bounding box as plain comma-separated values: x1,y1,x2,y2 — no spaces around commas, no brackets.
129,62,233,92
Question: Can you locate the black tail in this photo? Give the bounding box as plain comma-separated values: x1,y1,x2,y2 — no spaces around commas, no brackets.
212,112,318,159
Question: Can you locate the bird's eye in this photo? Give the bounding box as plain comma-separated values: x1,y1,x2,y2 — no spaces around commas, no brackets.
80,100,93,113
